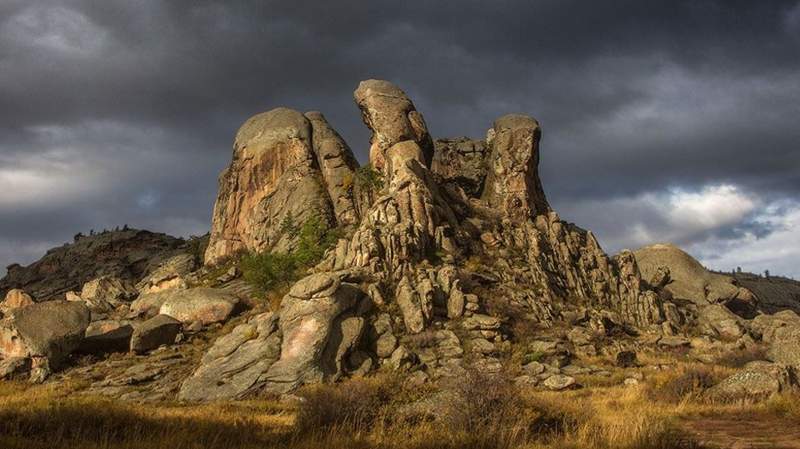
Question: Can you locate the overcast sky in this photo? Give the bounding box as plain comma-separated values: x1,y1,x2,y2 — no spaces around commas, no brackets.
1,0,798,278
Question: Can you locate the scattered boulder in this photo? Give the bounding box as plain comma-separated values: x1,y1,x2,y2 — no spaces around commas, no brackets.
0,289,34,315
543,374,577,391
158,288,240,325
616,350,638,368
129,314,182,354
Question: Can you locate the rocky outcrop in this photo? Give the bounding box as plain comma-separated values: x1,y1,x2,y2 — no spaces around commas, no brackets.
205,108,335,265
74,276,137,314
136,254,197,294
0,229,185,301
354,79,434,170
179,273,363,400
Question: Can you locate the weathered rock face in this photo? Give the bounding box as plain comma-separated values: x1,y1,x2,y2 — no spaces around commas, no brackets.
305,111,360,226
354,79,434,170
481,114,550,222
0,229,185,301
0,300,90,378
431,137,489,197
205,108,335,265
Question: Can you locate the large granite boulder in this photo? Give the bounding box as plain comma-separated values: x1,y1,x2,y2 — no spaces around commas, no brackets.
0,300,90,379
76,275,137,313
157,288,240,325
354,79,434,170
205,108,335,265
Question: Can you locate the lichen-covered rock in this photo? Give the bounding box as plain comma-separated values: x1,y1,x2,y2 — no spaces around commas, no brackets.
205,107,334,265
354,79,434,170
706,361,796,402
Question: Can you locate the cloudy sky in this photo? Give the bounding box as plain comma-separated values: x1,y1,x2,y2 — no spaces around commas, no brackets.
1,0,798,278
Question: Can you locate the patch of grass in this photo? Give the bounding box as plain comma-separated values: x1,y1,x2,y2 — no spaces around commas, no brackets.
647,365,723,403
716,345,768,368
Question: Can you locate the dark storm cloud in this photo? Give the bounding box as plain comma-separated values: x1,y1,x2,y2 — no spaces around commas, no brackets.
1,0,799,276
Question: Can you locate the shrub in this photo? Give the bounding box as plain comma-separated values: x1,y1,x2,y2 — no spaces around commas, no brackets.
353,165,384,193
295,375,400,435
241,213,342,296
240,251,300,293
716,345,768,368
647,366,719,403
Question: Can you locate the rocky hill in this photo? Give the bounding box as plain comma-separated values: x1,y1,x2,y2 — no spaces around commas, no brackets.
0,229,189,302
1,80,799,408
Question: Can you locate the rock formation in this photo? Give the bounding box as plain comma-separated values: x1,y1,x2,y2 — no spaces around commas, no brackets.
3,79,800,407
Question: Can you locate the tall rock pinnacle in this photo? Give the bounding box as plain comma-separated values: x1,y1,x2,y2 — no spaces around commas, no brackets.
481,114,550,221
354,80,434,170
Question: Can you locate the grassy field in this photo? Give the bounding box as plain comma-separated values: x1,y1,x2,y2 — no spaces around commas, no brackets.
1,363,799,449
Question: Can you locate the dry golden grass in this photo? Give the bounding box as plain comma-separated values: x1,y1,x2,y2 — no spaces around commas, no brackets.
2,362,800,449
